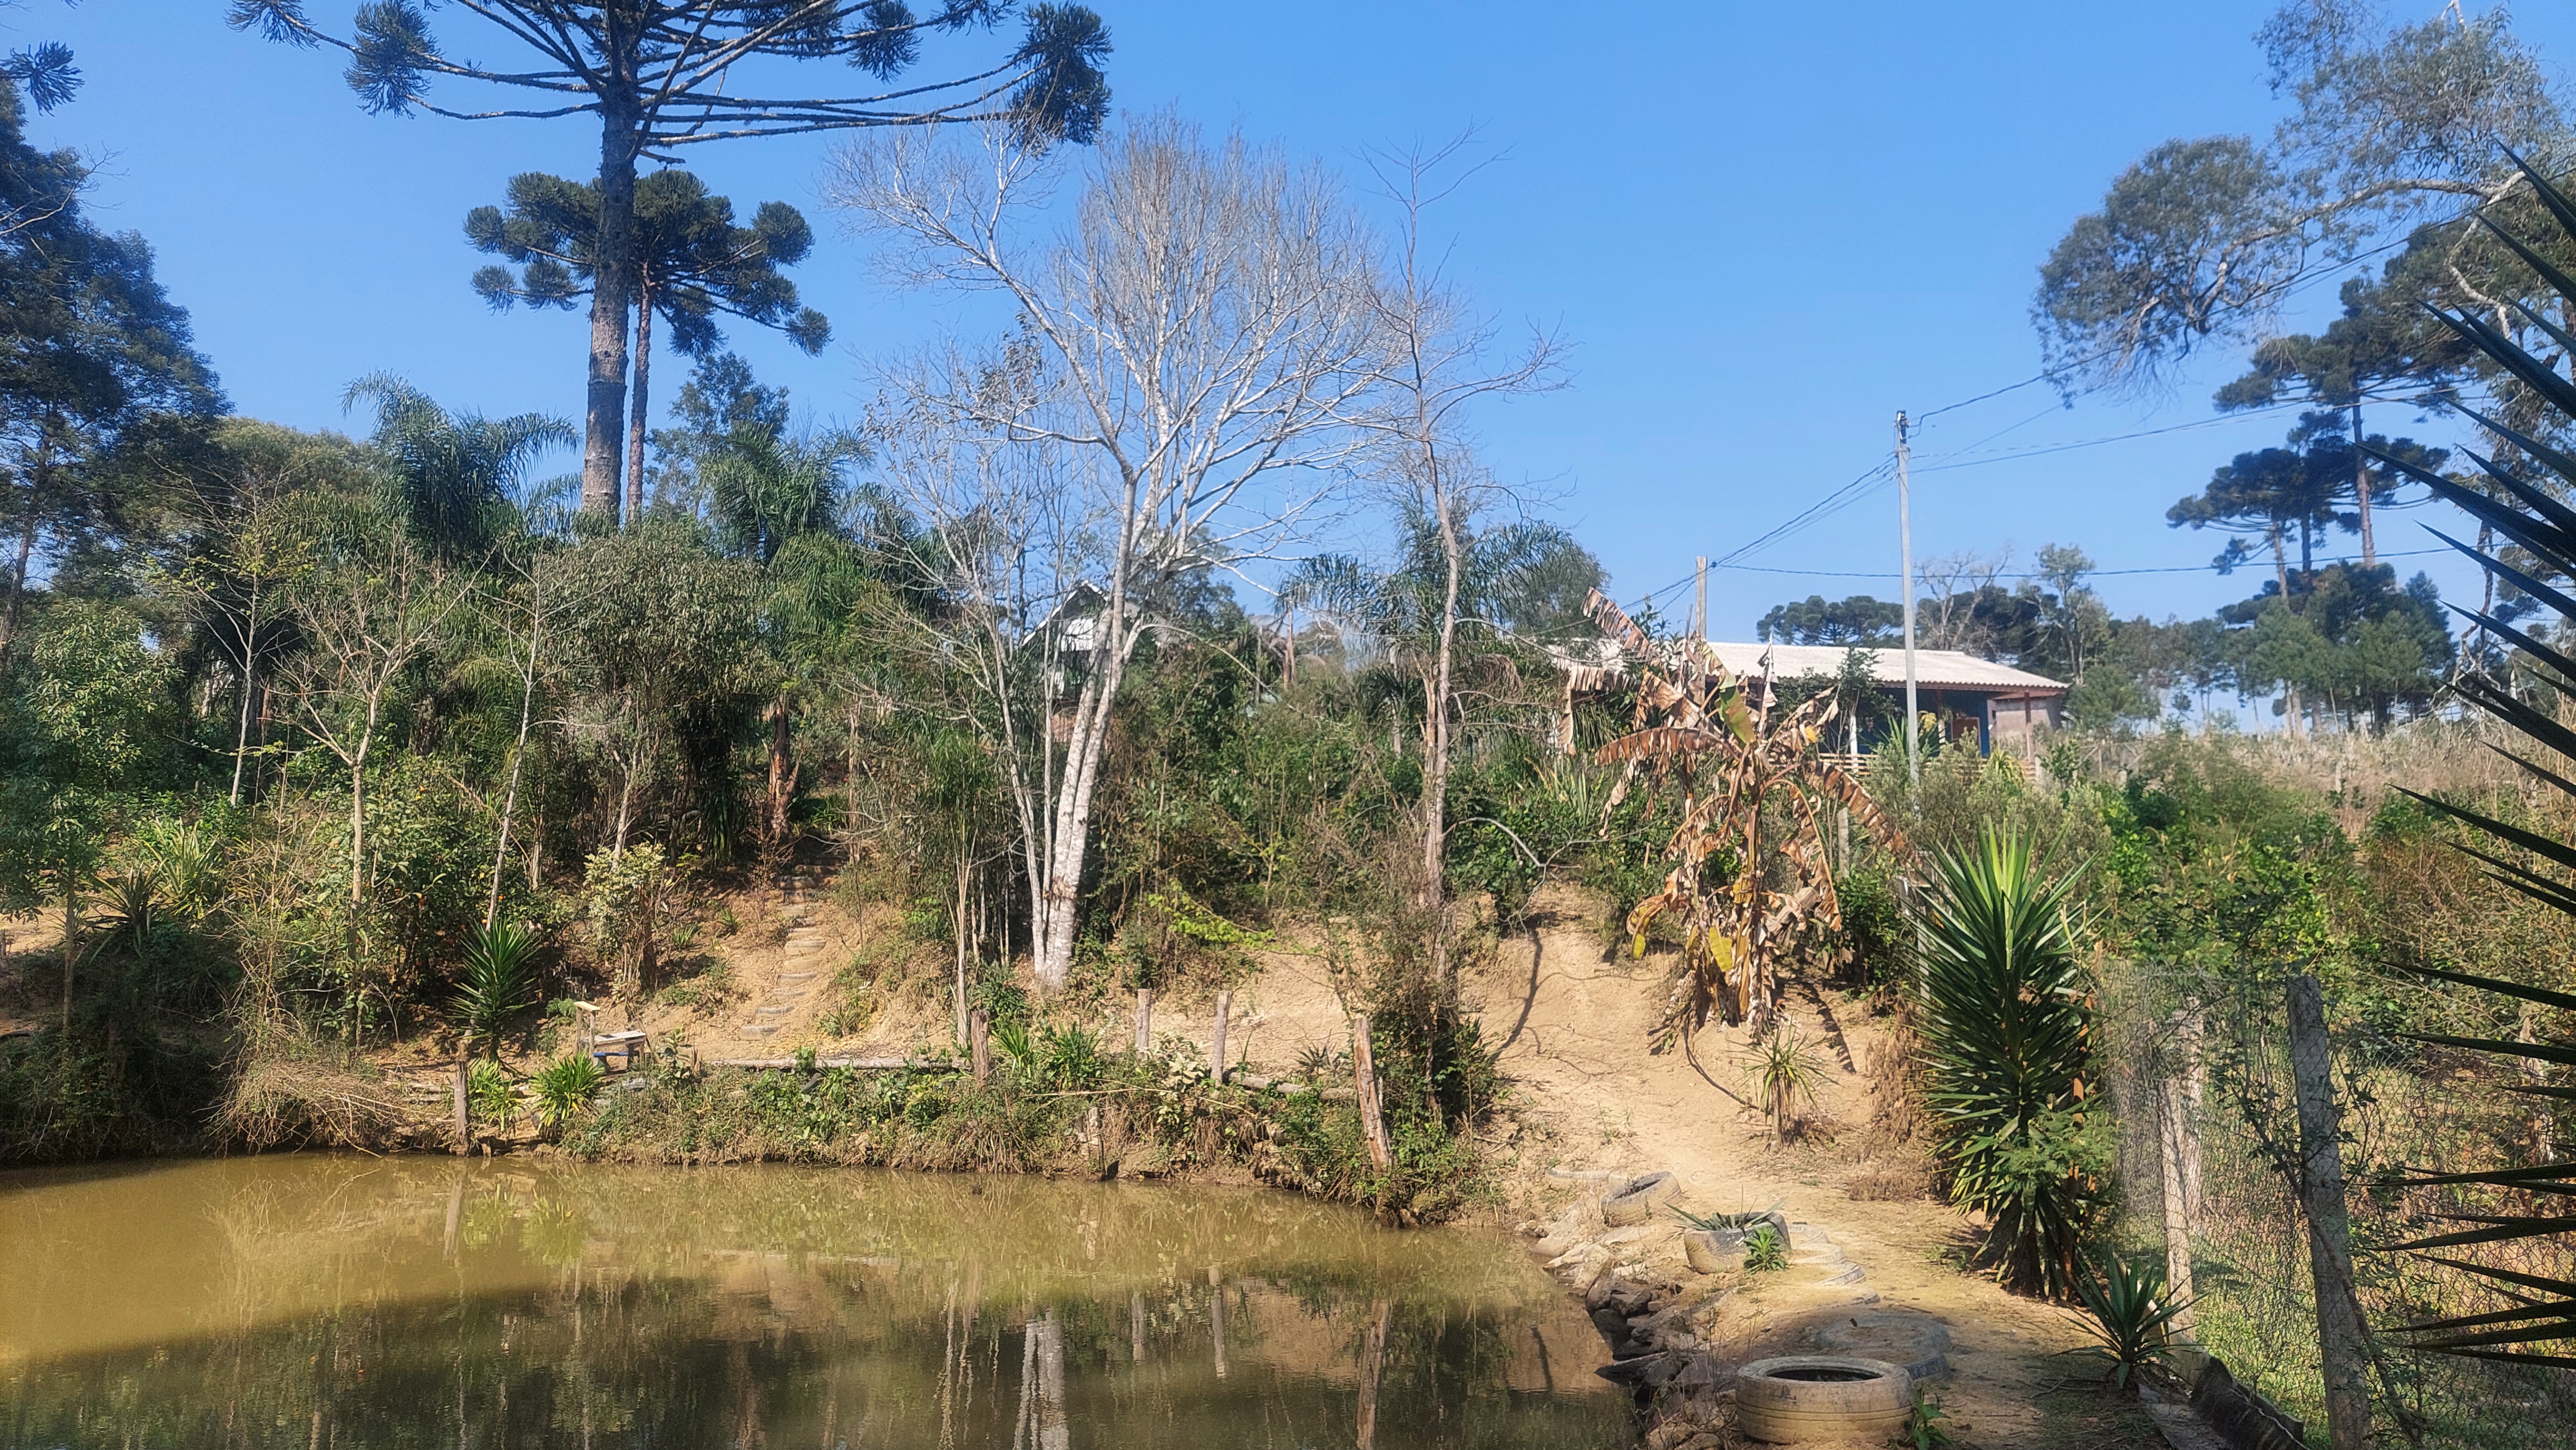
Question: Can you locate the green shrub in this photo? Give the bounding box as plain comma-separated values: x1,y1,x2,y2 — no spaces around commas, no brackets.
530,1054,605,1136
1743,1222,1788,1272
467,1057,515,1129
1912,828,2102,1298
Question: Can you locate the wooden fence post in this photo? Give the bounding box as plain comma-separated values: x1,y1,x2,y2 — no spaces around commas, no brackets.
2287,973,2369,1450
969,1008,991,1084
1353,1013,1391,1167
1134,986,1153,1054
452,1057,470,1155
1211,989,1231,1084
2159,1072,2198,1340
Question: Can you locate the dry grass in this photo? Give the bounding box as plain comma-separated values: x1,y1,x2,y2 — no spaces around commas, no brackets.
214,1025,409,1151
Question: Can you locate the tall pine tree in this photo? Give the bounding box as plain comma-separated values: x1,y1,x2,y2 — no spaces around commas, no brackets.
469,169,827,523
232,0,1109,519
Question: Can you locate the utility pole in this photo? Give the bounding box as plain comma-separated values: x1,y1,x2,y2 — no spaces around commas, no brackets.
2287,973,2370,1450
1693,556,1708,645
1896,412,1919,785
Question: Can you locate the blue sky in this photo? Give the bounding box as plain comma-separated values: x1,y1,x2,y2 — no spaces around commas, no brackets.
36,2,2576,638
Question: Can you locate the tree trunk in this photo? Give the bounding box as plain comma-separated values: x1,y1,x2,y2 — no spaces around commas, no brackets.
1422,484,1462,988
453,1058,471,1155
486,575,541,930
627,275,654,526
1354,1013,1391,1167
2287,974,2370,1450
1211,989,1231,1085
58,866,75,1031
2350,403,2374,568
1134,986,1153,1054
1031,630,1129,990
230,590,258,806
1,509,35,651
767,690,795,846
970,1007,990,1083
582,106,640,520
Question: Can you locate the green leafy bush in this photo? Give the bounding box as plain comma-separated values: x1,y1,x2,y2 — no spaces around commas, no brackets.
1742,1222,1788,1272
530,1054,605,1136
467,1057,515,1129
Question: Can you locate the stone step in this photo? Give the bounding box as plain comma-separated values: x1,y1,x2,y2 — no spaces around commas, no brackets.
778,971,818,983
755,1004,796,1018
741,1023,781,1037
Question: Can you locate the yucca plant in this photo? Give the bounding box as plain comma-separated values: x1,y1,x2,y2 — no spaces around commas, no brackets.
2359,148,2576,1368
1745,1024,1829,1142
452,921,542,1059
529,1054,605,1137
2069,1254,2190,1392
1911,828,2097,1299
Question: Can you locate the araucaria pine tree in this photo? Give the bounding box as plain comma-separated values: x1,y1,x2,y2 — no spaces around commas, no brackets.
230,0,1110,519
468,169,830,523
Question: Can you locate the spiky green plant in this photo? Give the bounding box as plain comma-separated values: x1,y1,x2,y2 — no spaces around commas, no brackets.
2069,1255,2190,1392
1742,1221,1789,1272
466,1057,516,1130
2358,147,2576,1368
452,921,541,1059
529,1054,604,1136
1911,828,2097,1298
1745,1024,1829,1142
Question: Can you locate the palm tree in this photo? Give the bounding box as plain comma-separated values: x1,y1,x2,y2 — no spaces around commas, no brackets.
342,376,572,562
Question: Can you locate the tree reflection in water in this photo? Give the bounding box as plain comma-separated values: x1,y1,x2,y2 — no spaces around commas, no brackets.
1,1156,1630,1448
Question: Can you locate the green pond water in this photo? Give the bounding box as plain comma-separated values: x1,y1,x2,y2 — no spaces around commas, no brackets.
0,1155,1630,1449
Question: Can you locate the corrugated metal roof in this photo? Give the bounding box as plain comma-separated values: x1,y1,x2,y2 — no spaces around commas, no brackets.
1706,642,2066,695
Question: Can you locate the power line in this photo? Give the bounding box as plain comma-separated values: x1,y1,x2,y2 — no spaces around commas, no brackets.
1711,545,2450,583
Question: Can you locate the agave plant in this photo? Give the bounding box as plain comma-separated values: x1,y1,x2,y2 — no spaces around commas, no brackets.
1583,589,1907,1039
452,921,542,1059
2358,149,2576,1368
1912,829,2097,1299
2069,1254,2190,1392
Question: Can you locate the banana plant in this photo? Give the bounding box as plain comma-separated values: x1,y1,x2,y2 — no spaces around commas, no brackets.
1583,589,1906,1039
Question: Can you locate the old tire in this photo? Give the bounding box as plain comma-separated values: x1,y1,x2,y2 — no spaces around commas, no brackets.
1600,1171,1680,1227
1681,1227,1742,1273
1735,1355,1912,1444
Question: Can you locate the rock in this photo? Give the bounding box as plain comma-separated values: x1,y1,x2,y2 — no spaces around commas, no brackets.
1516,1220,1549,1238
1677,1434,1722,1450
1589,1306,1633,1343
1584,1270,1619,1311
1532,1235,1574,1259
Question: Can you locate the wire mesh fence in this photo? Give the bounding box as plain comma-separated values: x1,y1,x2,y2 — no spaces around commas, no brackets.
2101,961,2576,1449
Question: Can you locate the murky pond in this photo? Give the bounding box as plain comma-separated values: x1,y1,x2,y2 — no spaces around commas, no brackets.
1,1156,1630,1449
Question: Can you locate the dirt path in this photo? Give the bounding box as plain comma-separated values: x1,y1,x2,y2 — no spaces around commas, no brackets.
1472,886,2161,1450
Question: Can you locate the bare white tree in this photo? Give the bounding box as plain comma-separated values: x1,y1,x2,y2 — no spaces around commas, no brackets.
831,116,1382,989
1351,137,1566,977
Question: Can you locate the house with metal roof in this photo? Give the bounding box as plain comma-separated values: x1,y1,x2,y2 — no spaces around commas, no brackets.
1703,642,2067,754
